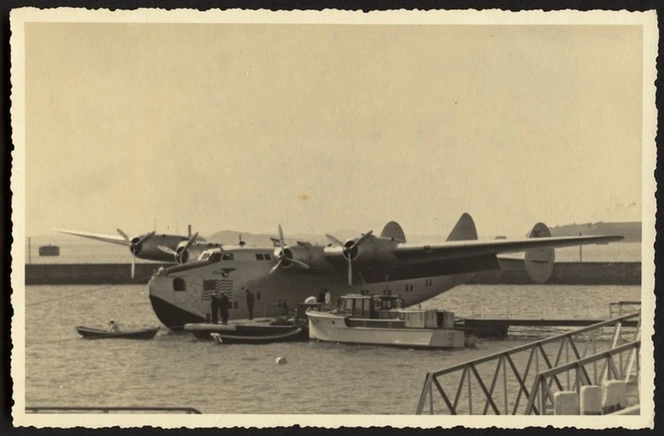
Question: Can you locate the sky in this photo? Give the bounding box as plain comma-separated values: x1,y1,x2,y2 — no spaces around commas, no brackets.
23,21,645,239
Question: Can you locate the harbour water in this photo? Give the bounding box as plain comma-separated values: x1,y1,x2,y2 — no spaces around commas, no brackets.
24,283,641,414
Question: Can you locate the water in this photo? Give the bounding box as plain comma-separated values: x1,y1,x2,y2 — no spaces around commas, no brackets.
24,284,641,414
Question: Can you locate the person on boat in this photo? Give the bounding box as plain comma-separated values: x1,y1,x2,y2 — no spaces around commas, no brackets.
219,293,230,325
210,293,220,324
246,289,255,320
324,289,332,305
108,320,120,333
317,290,325,303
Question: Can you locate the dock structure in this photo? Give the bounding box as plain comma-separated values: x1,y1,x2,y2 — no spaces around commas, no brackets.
416,310,640,415
26,406,201,414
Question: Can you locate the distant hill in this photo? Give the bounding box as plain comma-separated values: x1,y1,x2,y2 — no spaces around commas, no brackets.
207,230,330,247
206,229,450,246
549,221,641,242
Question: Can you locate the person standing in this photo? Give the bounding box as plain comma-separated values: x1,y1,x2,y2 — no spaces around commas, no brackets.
325,288,332,305
210,293,220,324
219,293,230,325
246,289,255,320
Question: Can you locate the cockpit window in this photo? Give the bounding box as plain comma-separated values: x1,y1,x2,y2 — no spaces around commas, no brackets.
200,253,211,261
208,252,222,262
222,253,235,261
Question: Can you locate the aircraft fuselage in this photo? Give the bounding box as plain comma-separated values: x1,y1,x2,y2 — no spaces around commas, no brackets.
147,246,474,330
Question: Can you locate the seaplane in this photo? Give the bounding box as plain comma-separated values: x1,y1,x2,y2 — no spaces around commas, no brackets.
146,213,623,331
54,226,219,277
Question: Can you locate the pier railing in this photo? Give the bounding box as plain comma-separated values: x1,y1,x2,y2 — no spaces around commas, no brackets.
26,406,201,414
415,311,640,415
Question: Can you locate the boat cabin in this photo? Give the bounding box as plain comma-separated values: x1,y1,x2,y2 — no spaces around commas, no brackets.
338,294,404,320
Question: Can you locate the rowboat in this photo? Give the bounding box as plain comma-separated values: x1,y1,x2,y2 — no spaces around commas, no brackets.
184,318,309,341
75,326,159,340
210,327,305,345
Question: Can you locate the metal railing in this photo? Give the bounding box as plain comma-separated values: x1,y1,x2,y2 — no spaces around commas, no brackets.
26,406,201,414
609,301,641,321
524,340,640,414
416,311,640,415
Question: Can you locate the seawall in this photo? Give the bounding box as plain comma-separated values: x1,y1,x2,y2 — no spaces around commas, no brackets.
25,263,175,285
470,262,641,285
25,262,641,286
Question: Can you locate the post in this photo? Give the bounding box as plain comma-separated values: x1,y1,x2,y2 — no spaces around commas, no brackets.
579,232,583,263
188,224,192,238
28,237,31,265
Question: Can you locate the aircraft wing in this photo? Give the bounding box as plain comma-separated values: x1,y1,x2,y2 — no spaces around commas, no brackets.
54,229,130,246
393,235,623,261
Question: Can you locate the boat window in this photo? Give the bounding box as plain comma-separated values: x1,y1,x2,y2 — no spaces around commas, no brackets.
222,253,235,260
200,253,210,261
256,254,264,261
173,278,186,292
344,299,354,315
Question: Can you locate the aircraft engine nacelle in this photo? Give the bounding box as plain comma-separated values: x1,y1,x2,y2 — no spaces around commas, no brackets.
524,222,555,284
129,236,175,263
173,241,220,264
274,245,311,270
272,245,336,273
343,237,399,266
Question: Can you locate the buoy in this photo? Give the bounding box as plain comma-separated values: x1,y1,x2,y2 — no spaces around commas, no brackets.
275,356,287,365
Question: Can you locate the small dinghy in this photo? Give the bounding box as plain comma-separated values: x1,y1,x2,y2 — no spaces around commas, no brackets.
211,327,304,345
76,326,159,340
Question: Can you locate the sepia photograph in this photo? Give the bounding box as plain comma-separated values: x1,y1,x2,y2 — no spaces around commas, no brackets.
10,8,656,428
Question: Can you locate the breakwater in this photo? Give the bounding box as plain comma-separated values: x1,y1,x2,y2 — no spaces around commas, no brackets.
470,262,641,285
25,263,175,285
24,262,641,286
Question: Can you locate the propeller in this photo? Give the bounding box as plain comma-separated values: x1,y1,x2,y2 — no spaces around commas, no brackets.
158,246,176,256
128,231,155,279
269,225,310,275
174,232,199,264
326,231,373,286
116,228,130,242
325,233,344,246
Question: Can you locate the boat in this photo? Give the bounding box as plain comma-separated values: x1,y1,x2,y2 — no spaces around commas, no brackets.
39,244,60,256
307,294,473,349
75,326,159,340
184,320,309,341
184,302,319,341
210,327,305,345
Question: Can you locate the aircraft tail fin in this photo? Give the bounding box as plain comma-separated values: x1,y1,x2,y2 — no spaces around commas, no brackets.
380,221,406,242
524,222,555,283
446,213,478,241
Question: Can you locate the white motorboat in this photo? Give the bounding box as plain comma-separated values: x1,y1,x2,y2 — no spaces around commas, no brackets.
307,294,471,349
